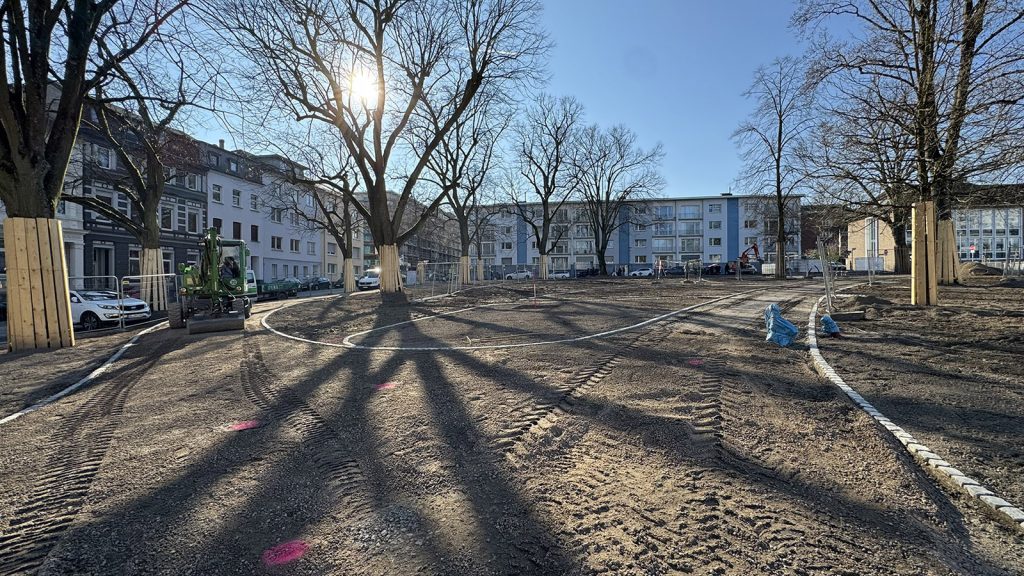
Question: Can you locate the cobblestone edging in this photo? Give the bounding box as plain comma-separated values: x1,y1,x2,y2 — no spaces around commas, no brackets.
806,298,1024,534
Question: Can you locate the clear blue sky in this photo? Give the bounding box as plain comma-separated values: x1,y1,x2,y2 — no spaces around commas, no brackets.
539,0,805,198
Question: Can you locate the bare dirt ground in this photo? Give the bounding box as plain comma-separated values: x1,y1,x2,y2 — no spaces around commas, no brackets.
0,277,1021,575
823,276,1024,526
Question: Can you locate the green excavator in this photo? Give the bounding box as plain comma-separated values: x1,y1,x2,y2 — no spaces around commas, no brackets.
168,228,253,334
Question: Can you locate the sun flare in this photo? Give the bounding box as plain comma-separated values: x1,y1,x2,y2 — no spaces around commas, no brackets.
349,70,379,108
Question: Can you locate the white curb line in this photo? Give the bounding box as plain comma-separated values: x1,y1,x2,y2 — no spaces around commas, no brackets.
807,298,1024,533
0,321,169,426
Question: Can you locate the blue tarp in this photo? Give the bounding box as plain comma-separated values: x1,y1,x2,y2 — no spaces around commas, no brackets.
821,315,841,336
764,303,799,347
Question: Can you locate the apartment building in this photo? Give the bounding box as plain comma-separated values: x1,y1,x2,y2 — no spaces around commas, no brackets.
203,144,324,281
480,194,801,273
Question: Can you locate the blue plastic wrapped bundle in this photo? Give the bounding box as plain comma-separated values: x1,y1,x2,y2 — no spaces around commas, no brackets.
764,303,800,347
820,315,841,337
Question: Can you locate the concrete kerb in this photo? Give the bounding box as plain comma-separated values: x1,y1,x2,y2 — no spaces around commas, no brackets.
0,321,169,426
807,296,1024,533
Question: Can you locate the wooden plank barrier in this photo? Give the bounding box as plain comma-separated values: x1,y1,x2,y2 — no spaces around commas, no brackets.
911,202,939,306
3,218,75,351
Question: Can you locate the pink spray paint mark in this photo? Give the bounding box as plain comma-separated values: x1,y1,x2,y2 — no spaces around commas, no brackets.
226,420,261,431
687,359,704,367
376,381,399,391
261,540,308,566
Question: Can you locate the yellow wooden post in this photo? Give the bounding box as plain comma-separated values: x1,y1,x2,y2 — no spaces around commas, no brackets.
911,202,939,306
4,218,75,351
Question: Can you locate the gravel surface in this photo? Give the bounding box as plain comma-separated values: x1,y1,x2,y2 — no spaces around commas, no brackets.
0,277,1021,575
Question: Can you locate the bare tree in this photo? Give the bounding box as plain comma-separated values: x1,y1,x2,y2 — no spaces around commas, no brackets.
802,77,919,273
420,95,511,283
216,0,548,298
795,0,1024,283
572,124,664,275
61,20,217,310
508,94,583,279
0,0,187,350
733,56,814,279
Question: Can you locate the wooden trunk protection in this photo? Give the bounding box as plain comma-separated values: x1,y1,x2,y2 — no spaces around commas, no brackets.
911,202,939,306
4,218,75,351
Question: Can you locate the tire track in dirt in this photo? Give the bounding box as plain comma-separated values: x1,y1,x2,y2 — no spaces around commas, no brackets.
240,334,373,517
0,334,179,576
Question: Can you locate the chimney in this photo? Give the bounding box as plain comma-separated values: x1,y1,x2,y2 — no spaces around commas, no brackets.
218,139,225,149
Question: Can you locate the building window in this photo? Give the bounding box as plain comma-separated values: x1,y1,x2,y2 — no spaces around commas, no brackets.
212,184,222,203
327,263,337,275
271,263,278,278
652,238,674,252
743,236,759,247
678,221,701,235
680,237,701,253
708,220,722,230
634,239,647,248
128,247,141,277
500,241,513,251
186,173,199,190
353,247,361,258
307,241,315,255
95,146,112,169
677,205,700,219
575,240,594,253
161,205,174,230
232,189,241,207
290,239,300,252
232,221,242,240
743,219,758,229
632,223,647,232
250,225,259,242
212,217,222,233
209,152,220,166
251,194,259,210
708,203,722,214
228,159,238,172
653,221,674,236
327,242,337,255
654,205,674,220
187,207,200,234
634,255,648,264
575,224,593,237
708,237,722,246
271,236,283,250
271,208,283,223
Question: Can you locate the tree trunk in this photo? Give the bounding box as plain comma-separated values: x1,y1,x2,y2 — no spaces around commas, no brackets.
4,218,76,351
343,257,356,292
775,209,787,280
476,258,484,283
460,255,471,284
596,247,608,275
379,244,402,293
937,219,960,285
539,254,549,280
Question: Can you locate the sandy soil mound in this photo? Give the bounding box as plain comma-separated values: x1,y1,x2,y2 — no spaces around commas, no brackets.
961,262,1003,276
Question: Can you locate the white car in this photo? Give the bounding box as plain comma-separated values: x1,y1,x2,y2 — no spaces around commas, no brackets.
505,270,533,280
629,268,654,277
69,290,151,331
549,270,571,279
357,269,381,290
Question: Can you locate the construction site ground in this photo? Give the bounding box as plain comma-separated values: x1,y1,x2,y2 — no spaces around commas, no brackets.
0,276,1022,575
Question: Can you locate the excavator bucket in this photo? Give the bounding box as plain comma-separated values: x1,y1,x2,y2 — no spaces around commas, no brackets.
186,312,246,335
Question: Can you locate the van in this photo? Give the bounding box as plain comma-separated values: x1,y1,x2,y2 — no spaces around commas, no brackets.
245,269,258,299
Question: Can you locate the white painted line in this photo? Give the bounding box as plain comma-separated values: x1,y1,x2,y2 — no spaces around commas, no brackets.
807,295,1024,533
0,321,169,426
263,288,766,351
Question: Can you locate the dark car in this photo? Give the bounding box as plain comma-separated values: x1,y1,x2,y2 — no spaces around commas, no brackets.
303,276,332,290
664,265,686,276
702,263,723,275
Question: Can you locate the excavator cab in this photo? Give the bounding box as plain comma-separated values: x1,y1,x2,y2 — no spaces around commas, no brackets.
169,229,252,334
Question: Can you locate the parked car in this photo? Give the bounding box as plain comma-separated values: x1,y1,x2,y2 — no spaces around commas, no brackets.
702,263,723,275
257,277,300,299
357,269,381,290
829,261,848,272
303,276,332,290
505,270,533,280
332,276,346,288
69,290,151,331
576,267,600,278
664,265,687,277
629,268,654,277
549,270,571,279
